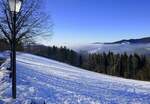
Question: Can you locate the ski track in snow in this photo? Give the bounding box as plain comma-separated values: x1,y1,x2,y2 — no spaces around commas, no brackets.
0,53,150,104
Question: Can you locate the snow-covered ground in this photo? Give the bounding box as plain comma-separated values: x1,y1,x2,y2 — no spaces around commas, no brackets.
0,52,150,104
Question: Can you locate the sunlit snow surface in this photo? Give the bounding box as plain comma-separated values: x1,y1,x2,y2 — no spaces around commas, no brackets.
0,53,150,104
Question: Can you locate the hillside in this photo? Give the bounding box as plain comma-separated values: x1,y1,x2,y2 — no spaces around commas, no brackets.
0,53,150,103
92,37,150,44
106,37,150,44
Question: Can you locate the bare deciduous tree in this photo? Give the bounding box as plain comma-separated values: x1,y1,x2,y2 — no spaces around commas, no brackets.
0,0,53,47
0,0,53,98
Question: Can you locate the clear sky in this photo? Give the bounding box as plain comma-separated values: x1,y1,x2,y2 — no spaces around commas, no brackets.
43,0,150,46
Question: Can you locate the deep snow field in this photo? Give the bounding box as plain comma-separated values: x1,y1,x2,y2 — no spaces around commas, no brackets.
0,52,150,104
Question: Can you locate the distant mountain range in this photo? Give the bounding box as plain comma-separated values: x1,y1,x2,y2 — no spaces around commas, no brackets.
71,37,150,55
107,37,150,44
93,37,150,44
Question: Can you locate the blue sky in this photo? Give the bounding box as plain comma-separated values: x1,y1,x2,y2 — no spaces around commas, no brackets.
43,0,150,46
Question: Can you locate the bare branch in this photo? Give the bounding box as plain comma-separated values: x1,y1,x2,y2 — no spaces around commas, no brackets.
0,0,53,46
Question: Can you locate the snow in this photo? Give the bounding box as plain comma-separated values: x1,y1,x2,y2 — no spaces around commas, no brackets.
0,52,150,104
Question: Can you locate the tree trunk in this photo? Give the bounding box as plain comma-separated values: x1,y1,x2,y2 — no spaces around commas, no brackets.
12,12,17,99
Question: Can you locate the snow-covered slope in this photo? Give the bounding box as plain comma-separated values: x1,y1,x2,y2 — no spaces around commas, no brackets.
72,43,150,55
1,53,150,104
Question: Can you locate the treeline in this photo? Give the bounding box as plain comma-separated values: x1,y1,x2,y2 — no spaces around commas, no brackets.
25,45,81,67
0,38,9,51
82,52,150,81
25,45,150,81
0,38,24,51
